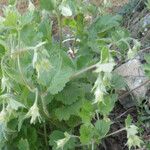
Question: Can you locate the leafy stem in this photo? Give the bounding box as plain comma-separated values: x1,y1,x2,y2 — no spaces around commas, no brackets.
11,41,47,57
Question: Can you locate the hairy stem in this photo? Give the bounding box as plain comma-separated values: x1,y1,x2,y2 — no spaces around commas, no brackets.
70,64,97,80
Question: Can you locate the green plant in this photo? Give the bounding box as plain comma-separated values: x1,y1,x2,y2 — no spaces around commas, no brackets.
145,0,150,10
0,0,143,149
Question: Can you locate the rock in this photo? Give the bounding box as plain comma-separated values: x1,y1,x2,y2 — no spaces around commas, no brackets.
141,13,150,29
115,58,148,102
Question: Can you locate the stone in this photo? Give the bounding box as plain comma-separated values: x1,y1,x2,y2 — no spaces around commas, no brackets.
115,58,148,100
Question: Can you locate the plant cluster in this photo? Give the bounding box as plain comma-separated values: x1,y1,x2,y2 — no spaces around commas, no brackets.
0,0,144,149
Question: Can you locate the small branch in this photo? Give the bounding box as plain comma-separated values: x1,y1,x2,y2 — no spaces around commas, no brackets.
70,64,97,80
11,41,47,56
105,128,126,138
138,46,150,54
119,79,150,99
115,46,150,68
132,0,142,12
70,135,80,139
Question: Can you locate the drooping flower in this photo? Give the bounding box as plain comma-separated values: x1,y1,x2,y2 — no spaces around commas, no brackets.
56,132,71,149
59,4,72,17
1,75,11,92
28,0,35,11
0,108,7,123
25,102,41,124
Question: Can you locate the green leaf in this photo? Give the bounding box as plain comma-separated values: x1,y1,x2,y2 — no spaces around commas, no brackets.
98,94,117,116
20,11,34,27
55,100,82,121
111,28,130,53
43,46,75,95
79,124,94,144
20,24,43,46
39,18,52,43
88,15,121,43
48,66,73,94
94,119,111,138
66,116,81,128
40,0,55,11
18,139,30,150
100,46,110,63
79,101,94,123
3,8,20,28
111,73,126,89
8,0,16,5
55,83,83,105
88,15,122,52
89,15,122,35
125,115,132,128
